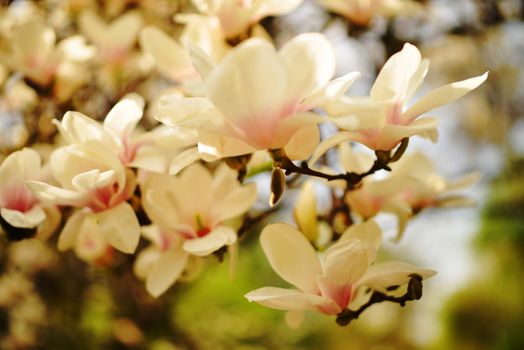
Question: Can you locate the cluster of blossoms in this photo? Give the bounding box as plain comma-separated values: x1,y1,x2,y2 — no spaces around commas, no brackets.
0,0,487,328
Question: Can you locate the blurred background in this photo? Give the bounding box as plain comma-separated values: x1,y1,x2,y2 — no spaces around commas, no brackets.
0,0,523,349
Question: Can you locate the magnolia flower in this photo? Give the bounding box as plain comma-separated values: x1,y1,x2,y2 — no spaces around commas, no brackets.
319,0,421,26
79,10,142,65
0,18,94,87
245,221,435,324
192,0,303,38
158,33,360,161
139,163,257,296
324,43,488,151
27,141,140,256
389,152,480,212
0,148,46,230
54,93,193,173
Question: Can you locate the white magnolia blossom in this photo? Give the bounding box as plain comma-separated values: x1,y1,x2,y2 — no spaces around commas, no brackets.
0,17,94,91
0,148,46,229
53,93,192,173
158,33,360,160
319,0,422,26
324,43,488,151
245,221,435,324
191,0,303,38
138,163,257,296
26,141,140,257
79,10,143,64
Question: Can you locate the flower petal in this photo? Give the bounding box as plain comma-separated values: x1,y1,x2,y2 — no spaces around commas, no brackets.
103,93,144,139
146,248,189,297
245,287,334,312
58,210,86,251
339,220,382,252
97,202,140,254
260,223,321,294
1,206,46,229
357,261,436,293
215,183,257,222
308,131,353,166
402,72,489,123
169,147,201,175
183,225,237,256
284,124,320,161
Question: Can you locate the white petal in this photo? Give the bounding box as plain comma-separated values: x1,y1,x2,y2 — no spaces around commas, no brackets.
1,206,46,229
146,248,189,297
215,183,257,222
187,42,216,81
279,33,335,100
169,147,201,175
57,111,114,146
139,26,195,81
130,145,167,173
402,72,489,123
371,43,421,101
183,225,237,256
245,287,334,312
103,93,144,139
284,124,319,161
134,246,161,280
205,38,288,127
58,210,86,251
260,223,321,294
71,169,116,192
97,202,140,254
323,239,370,286
308,131,353,166
301,72,361,108
357,261,436,292
25,181,86,206
339,220,382,252
0,148,41,185
197,130,257,160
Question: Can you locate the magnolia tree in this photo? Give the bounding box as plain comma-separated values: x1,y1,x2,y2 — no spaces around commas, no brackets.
0,0,487,338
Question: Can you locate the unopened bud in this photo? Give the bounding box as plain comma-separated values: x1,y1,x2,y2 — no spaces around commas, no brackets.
269,167,285,207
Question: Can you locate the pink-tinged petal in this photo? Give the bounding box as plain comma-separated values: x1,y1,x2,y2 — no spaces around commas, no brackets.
205,39,288,142
97,202,140,254
197,130,257,160
103,93,144,139
402,72,489,123
245,287,336,312
0,148,41,186
308,131,353,166
58,210,86,251
26,181,87,206
284,124,320,161
74,215,108,261
339,220,382,252
260,223,321,294
139,26,195,81
322,239,370,287
357,261,436,293
169,147,201,175
316,275,353,312
146,248,189,297
1,206,46,229
269,112,324,150
301,72,361,109
182,225,237,256
371,43,422,101
215,183,257,222
279,33,335,101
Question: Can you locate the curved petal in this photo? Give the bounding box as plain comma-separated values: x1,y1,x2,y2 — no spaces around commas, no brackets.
1,206,46,229
357,260,436,293
205,38,288,131
97,202,140,254
134,246,161,280
146,248,189,297
104,93,144,139
260,223,321,294
0,148,41,185
183,225,237,256
371,43,421,101
339,220,382,252
402,72,489,123
198,130,258,160
169,147,201,175
57,111,115,147
26,181,87,207
215,183,257,222
301,72,361,109
245,287,335,312
58,210,86,251
139,26,195,81
323,239,370,286
293,181,318,242
308,131,353,166
279,33,335,100
284,124,320,161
